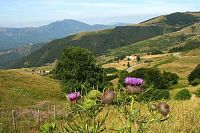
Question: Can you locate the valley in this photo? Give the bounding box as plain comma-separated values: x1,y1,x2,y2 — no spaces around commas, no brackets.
0,11,200,132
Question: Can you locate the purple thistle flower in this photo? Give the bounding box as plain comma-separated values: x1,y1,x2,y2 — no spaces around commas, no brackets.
66,92,80,102
125,77,144,86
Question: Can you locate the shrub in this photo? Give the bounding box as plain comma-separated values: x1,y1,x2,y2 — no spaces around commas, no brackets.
136,55,141,62
138,87,170,101
148,50,163,55
55,47,108,93
175,89,191,100
103,67,118,74
188,64,200,86
157,89,170,100
119,68,179,89
191,78,200,86
127,62,131,68
118,68,178,101
163,71,179,85
124,68,179,90
195,89,200,97
106,74,118,81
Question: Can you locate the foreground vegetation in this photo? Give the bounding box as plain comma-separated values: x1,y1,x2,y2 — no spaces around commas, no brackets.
1,46,200,132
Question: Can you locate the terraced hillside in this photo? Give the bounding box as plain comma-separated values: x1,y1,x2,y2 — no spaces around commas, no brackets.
11,12,200,68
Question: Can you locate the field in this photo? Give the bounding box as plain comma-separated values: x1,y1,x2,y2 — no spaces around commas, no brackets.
0,69,64,109
1,48,200,132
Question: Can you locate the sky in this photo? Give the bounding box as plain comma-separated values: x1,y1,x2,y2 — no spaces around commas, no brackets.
0,0,199,27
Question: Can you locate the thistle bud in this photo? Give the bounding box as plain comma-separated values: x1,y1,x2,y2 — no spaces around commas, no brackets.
101,91,115,104
157,102,169,116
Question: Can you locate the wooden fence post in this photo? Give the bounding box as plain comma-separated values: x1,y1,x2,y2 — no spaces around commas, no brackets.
53,105,56,119
37,109,40,124
12,110,16,131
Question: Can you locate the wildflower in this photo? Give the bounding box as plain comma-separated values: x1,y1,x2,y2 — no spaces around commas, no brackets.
125,77,144,94
66,92,80,102
157,102,169,116
125,77,143,86
101,91,115,104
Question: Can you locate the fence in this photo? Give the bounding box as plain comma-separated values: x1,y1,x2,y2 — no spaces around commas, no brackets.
0,105,69,132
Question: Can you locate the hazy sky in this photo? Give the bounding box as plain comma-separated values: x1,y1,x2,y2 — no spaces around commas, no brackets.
0,0,199,27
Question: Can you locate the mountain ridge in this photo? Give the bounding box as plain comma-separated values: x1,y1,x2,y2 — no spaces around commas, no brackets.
8,12,200,68
0,19,120,50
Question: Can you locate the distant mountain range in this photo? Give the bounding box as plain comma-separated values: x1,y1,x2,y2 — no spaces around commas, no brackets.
0,19,123,50
1,12,200,69
0,20,128,68
10,12,200,68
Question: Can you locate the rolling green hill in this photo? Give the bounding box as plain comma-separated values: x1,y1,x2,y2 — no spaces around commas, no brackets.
0,43,46,69
11,12,200,68
104,21,200,60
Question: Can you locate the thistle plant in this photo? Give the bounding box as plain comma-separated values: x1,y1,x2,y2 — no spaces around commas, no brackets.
59,77,170,133
62,89,109,133
111,77,170,132
125,77,144,94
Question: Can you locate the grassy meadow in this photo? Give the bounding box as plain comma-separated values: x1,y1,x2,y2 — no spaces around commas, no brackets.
1,48,200,132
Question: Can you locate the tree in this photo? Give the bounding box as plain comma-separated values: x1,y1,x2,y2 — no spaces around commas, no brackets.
175,89,191,100
127,62,131,68
136,55,141,63
188,64,200,86
55,46,108,93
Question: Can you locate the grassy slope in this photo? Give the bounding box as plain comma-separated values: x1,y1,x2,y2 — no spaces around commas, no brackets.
0,69,64,109
89,99,200,133
11,25,165,68
103,48,200,97
1,50,200,132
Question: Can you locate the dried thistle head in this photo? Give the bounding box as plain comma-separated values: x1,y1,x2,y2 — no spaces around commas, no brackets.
126,85,143,94
101,91,115,104
157,102,169,116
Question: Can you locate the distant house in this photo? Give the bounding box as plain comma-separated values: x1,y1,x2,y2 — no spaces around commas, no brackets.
45,71,50,74
35,70,45,75
125,55,137,61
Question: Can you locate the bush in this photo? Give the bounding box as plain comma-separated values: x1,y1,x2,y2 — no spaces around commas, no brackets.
118,68,175,101
106,74,118,81
55,47,108,93
163,71,179,85
195,89,200,97
175,89,191,100
103,67,118,74
148,50,163,55
157,89,170,99
137,87,170,101
119,68,179,90
191,78,200,86
188,64,200,86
